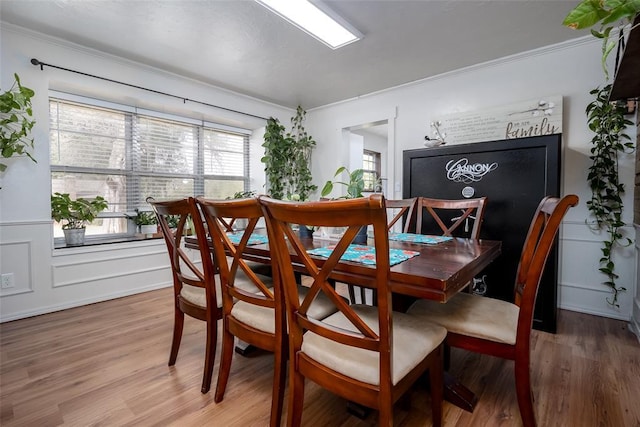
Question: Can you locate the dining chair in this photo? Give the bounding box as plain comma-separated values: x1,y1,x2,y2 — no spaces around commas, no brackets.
414,196,487,239
348,197,418,305
196,197,339,427
260,194,447,427
407,194,579,427
148,197,221,394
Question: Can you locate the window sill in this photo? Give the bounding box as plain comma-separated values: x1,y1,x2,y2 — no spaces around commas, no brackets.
53,233,163,250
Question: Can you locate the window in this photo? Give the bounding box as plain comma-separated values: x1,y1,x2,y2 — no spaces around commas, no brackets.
50,94,251,240
362,149,381,192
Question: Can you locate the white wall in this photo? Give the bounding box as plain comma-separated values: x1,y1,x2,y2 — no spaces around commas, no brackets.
0,24,292,322
305,37,638,322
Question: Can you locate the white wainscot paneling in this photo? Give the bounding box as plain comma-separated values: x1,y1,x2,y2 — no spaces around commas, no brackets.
0,239,34,296
559,221,636,320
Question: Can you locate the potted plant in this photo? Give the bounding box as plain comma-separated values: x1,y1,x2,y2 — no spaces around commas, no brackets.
1,73,36,174
132,208,157,236
51,192,109,246
563,3,639,307
321,166,368,243
261,106,317,201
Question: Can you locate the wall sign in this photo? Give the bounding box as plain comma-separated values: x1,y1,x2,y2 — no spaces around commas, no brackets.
434,95,563,145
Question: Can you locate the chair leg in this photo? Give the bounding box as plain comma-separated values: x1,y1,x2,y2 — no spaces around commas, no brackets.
348,285,356,304
378,401,393,427
287,368,305,427
269,345,287,427
201,317,218,394
429,345,444,427
169,307,184,366
514,355,536,427
214,327,235,402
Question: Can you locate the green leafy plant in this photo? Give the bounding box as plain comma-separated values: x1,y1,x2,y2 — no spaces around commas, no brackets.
51,192,109,230
132,209,157,226
261,106,317,201
585,84,635,307
1,73,36,172
563,0,640,79
227,190,256,199
321,167,365,199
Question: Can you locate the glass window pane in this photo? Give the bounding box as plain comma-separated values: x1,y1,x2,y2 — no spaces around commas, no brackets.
139,176,194,206
50,100,127,169
136,117,196,174
204,180,245,199
203,129,245,175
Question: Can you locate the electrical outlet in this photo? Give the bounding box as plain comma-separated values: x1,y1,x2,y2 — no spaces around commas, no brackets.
1,273,15,289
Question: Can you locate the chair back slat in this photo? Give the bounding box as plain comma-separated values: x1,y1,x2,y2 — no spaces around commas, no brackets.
260,195,391,353
149,197,217,296
196,198,275,309
513,195,579,337
415,197,487,239
386,198,417,232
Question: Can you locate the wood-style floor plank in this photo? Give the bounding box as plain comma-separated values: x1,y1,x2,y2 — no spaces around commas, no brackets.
1,288,639,426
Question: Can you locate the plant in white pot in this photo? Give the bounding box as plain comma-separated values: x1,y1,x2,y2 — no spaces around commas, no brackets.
132,209,157,236
51,192,108,246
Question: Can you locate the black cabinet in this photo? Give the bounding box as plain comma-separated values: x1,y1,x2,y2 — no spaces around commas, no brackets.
403,135,561,332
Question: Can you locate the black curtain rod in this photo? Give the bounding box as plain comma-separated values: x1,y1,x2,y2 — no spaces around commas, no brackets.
31,58,268,121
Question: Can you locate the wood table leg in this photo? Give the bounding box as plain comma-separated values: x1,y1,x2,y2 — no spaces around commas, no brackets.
444,372,477,412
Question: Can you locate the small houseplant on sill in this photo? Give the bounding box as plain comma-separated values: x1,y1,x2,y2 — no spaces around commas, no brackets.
321,166,368,244
132,209,158,236
51,192,109,246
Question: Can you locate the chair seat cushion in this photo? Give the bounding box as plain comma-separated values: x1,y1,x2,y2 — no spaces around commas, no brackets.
180,269,266,310
407,293,519,345
301,305,447,386
231,285,341,335
180,278,222,309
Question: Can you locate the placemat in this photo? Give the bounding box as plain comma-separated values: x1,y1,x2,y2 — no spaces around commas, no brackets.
307,244,419,266
389,232,453,245
225,232,268,246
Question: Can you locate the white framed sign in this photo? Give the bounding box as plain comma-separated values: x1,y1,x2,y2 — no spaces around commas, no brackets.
434,95,563,145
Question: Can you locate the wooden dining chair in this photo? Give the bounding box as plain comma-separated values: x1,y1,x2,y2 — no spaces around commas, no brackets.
348,197,418,304
260,194,447,427
407,194,579,427
195,197,339,427
148,197,221,394
414,196,488,239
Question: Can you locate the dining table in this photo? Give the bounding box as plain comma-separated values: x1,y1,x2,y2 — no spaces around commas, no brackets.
185,231,501,412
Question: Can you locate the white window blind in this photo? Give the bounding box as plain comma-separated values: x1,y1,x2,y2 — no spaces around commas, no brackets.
50,95,251,239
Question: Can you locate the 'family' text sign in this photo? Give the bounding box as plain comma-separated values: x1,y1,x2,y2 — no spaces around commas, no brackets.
435,96,563,145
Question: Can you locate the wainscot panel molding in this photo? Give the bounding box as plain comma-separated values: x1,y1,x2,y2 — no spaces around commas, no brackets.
559,221,635,320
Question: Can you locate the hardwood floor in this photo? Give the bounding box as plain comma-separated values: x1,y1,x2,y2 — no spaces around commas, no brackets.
1,287,639,426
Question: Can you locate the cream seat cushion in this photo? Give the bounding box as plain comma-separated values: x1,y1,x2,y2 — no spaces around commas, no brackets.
179,270,270,310
301,305,447,386
407,293,520,345
232,285,341,335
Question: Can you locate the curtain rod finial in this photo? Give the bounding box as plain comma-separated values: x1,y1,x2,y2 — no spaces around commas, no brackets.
31,58,43,70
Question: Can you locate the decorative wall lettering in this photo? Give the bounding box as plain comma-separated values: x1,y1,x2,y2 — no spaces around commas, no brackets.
432,96,563,145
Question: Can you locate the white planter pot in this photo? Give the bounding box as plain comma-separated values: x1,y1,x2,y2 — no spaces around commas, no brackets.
63,228,86,246
140,224,157,236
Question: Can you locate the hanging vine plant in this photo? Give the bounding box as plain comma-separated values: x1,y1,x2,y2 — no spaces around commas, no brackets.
585,84,634,307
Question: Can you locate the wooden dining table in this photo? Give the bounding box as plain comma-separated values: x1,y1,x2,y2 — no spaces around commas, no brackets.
185,232,501,412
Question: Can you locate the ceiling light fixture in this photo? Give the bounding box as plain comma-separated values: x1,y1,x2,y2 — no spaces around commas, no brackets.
256,0,361,49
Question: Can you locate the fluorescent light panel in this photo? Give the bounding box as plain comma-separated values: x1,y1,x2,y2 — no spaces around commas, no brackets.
256,0,361,49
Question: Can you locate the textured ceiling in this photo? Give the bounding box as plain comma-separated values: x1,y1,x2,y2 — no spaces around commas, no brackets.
0,0,584,109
